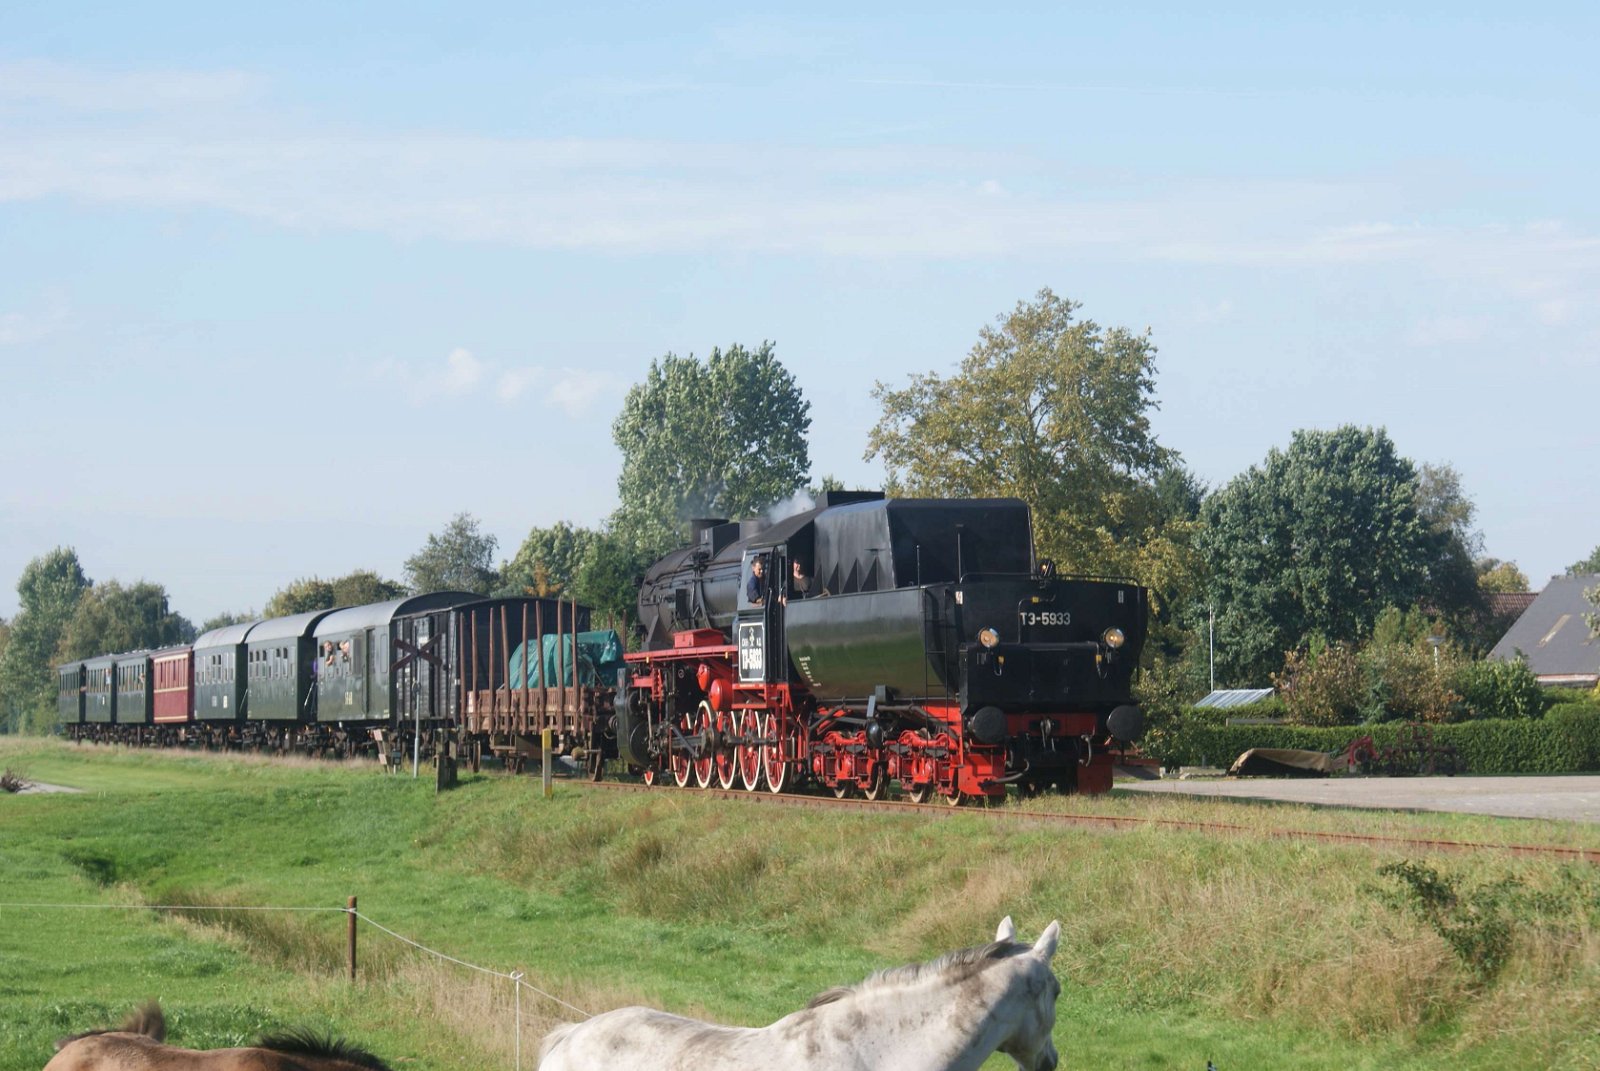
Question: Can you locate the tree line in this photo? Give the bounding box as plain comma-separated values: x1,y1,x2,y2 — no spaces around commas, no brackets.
3,295,1596,732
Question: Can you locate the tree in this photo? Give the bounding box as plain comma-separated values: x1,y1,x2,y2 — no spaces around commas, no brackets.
0,548,91,731
868,290,1172,569
498,522,600,598
263,577,337,619
1568,545,1600,576
404,513,499,595
1196,426,1436,684
330,570,407,607
1476,559,1530,594
56,580,194,661
200,610,256,634
262,570,407,619
612,342,811,554
866,289,1200,621
571,529,657,629
1412,462,1485,628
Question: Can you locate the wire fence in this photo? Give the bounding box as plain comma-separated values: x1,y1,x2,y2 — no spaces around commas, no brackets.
0,899,588,1071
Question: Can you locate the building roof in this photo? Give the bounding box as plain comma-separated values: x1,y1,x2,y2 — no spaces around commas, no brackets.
1195,688,1276,709
1489,574,1600,683
1487,591,1538,619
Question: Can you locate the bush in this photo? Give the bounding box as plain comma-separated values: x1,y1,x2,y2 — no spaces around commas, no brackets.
1144,708,1600,774
1275,644,1366,726
1452,659,1545,720
1363,640,1458,723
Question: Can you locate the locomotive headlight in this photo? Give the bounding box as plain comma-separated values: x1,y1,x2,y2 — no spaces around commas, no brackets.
978,627,1000,649
1101,627,1126,649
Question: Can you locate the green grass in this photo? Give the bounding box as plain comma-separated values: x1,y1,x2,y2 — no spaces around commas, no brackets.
4,737,1600,1070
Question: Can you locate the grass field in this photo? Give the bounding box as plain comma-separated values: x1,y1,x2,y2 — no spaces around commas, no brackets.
3,737,1598,1071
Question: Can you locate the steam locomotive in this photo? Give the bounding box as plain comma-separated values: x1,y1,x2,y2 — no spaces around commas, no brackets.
618,491,1148,802
56,491,1148,802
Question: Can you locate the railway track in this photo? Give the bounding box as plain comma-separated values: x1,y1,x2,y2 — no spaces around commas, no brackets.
571,776,1600,864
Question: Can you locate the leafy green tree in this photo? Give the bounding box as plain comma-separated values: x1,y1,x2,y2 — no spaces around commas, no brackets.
1476,559,1530,594
555,530,654,635
1412,462,1485,629
0,548,91,731
262,570,406,619
612,342,811,554
1197,426,1436,684
262,577,337,619
200,610,257,633
867,289,1201,624
404,513,499,595
499,522,600,598
1568,545,1600,576
56,580,194,660
330,570,407,607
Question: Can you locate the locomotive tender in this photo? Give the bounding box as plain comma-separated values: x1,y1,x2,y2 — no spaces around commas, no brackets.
55,490,1148,803
620,491,1148,801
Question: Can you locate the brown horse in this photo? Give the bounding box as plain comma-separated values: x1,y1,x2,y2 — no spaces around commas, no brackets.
45,1003,392,1071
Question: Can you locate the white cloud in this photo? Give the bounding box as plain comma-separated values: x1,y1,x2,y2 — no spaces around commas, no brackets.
377,350,620,416
2,60,1599,344
442,347,484,393
547,368,626,417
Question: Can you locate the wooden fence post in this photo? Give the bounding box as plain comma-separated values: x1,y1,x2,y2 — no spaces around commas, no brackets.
347,895,358,982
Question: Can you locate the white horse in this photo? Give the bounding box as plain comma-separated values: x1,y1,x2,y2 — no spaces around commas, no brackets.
537,917,1061,1071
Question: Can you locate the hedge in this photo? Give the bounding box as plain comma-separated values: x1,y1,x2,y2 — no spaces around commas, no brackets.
1148,704,1600,775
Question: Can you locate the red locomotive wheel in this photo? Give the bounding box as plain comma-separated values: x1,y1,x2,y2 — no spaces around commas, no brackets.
760,711,787,793
907,783,934,804
671,710,694,788
862,764,889,801
715,707,737,790
735,710,763,792
693,702,715,788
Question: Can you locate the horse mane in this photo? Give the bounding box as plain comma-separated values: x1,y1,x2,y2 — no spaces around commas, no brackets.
55,1001,166,1049
255,1027,392,1071
805,939,1029,1009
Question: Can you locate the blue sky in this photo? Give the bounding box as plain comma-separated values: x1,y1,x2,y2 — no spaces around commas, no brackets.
2,2,1596,623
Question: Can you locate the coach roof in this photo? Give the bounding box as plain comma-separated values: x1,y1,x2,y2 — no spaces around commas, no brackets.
248,608,346,643
193,620,262,651
314,591,481,636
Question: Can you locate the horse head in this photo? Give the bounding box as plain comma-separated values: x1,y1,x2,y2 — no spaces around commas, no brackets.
993,918,1061,1071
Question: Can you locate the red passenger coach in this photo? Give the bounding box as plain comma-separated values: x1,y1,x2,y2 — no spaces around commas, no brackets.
151,646,194,730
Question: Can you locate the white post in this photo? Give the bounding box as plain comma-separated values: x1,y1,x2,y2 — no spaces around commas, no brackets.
412,694,421,779
1208,605,1215,692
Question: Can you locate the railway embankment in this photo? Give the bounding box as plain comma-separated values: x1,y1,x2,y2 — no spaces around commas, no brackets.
3,736,1600,1071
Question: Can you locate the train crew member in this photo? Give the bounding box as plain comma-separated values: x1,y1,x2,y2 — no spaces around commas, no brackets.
746,555,767,606
789,559,816,600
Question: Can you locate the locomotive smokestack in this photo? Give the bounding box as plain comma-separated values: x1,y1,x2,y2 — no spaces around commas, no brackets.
689,518,729,546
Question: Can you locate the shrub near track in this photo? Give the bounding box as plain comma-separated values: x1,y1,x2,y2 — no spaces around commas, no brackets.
3,739,1600,1071
1155,705,1600,773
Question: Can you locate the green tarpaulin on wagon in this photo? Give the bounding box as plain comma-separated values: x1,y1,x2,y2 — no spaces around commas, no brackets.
506,630,626,689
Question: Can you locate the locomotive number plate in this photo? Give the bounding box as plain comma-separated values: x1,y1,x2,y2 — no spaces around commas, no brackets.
738,622,766,683
1018,610,1072,628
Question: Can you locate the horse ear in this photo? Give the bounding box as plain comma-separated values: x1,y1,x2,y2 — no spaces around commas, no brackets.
1032,920,1060,960
995,916,1016,942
